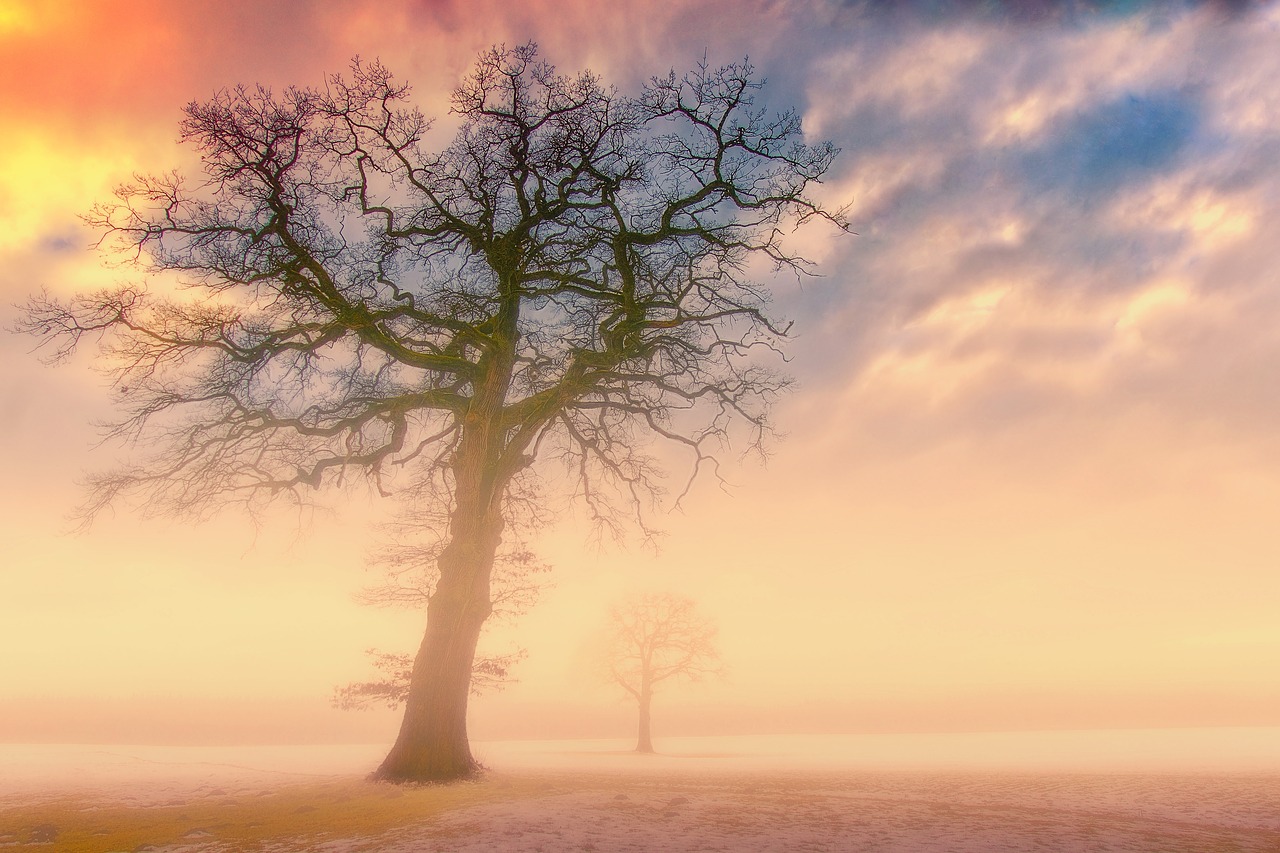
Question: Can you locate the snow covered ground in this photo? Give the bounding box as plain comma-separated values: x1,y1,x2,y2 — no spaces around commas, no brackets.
3,730,1280,851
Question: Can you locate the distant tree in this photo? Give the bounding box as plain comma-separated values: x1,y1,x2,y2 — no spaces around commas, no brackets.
19,43,844,781
605,593,723,753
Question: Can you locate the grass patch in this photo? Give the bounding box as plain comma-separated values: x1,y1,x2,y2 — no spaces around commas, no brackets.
0,773,546,852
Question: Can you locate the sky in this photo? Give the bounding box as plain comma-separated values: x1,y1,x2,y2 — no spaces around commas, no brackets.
2,0,1279,745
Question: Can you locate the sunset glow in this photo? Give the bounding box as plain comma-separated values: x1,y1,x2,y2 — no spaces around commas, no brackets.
3,0,1279,752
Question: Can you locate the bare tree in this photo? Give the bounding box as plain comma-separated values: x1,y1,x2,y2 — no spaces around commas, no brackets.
605,592,722,753
18,44,845,781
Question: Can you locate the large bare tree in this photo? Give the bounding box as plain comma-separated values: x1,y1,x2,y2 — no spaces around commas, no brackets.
605,592,723,753
20,44,844,781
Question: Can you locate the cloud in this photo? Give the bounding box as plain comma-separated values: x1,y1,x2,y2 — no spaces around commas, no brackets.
5,0,1280,734
7,0,1278,478
781,3,1280,464
834,0,1253,25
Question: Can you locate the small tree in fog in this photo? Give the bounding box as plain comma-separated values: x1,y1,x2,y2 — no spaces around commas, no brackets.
606,592,722,753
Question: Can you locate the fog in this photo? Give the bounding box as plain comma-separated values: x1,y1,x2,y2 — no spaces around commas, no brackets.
11,728,1280,796
4,0,1280,847
6,0,1280,745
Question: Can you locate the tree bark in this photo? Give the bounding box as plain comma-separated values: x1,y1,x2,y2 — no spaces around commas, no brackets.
375,276,523,783
636,684,654,753
373,434,505,782
372,526,499,781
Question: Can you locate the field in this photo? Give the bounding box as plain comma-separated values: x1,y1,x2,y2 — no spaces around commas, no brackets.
3,734,1279,852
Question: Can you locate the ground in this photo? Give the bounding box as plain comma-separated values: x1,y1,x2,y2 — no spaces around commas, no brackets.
2,739,1279,852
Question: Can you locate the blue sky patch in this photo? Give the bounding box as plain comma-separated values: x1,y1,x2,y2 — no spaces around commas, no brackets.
1018,90,1199,196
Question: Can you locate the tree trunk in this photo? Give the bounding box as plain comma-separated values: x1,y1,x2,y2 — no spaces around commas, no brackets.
636,686,654,753
374,294,521,783
373,449,505,782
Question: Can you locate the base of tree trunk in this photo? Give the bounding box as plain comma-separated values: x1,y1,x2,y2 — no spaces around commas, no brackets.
369,766,482,784
370,750,482,784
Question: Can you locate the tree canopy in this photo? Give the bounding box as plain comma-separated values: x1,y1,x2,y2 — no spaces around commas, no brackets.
20,43,846,781
23,44,842,530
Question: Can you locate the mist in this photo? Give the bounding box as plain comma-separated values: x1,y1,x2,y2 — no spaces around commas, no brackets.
4,0,1280,848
